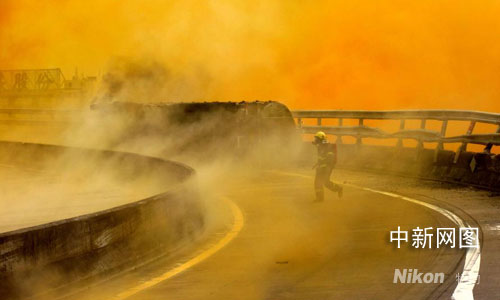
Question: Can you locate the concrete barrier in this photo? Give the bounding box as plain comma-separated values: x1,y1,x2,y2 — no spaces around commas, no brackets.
0,141,204,299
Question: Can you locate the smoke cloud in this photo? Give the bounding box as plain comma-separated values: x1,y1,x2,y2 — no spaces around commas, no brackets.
2,0,500,111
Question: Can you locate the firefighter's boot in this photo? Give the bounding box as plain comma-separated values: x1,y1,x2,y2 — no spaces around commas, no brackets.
314,189,324,202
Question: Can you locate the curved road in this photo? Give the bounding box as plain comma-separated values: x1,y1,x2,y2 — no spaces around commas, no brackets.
64,169,464,300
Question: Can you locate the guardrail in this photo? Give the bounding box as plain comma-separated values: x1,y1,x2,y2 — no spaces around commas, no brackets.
292,109,500,162
0,108,78,114
0,108,81,126
2,107,500,162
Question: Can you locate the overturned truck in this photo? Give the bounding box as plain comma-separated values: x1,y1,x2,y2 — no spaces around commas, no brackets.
91,101,301,163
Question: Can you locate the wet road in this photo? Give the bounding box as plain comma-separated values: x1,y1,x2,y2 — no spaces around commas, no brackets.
64,169,463,300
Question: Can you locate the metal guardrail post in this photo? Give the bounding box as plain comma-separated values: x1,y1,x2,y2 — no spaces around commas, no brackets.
434,120,448,162
397,119,405,148
483,125,500,154
317,117,322,126
416,119,427,159
356,118,364,147
297,117,302,129
337,118,343,144
417,119,426,150
454,120,476,163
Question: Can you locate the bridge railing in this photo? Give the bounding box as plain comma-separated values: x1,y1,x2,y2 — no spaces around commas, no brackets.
0,108,81,124
292,109,500,162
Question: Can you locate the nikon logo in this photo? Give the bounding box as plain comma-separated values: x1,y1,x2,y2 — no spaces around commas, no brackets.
393,269,444,284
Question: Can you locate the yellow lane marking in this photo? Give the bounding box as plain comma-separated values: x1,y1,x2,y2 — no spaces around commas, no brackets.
114,197,244,300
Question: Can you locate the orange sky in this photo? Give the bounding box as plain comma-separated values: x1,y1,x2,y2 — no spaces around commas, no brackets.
1,0,500,111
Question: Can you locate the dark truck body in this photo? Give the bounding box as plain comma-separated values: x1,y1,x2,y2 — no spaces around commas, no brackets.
91,101,301,162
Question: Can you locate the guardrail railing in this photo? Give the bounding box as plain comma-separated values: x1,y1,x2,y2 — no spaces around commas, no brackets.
292,109,500,162
1,107,499,163
0,108,80,123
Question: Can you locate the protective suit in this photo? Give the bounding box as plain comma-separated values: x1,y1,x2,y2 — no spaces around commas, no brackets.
313,132,343,202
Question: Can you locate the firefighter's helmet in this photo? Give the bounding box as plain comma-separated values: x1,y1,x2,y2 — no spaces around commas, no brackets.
314,131,326,140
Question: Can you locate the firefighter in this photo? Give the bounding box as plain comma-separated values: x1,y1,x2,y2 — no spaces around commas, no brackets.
312,131,343,202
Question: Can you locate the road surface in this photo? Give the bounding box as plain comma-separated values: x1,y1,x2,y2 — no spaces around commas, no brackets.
58,168,465,300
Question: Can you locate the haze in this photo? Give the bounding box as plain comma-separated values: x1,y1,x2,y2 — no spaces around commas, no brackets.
1,0,499,111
